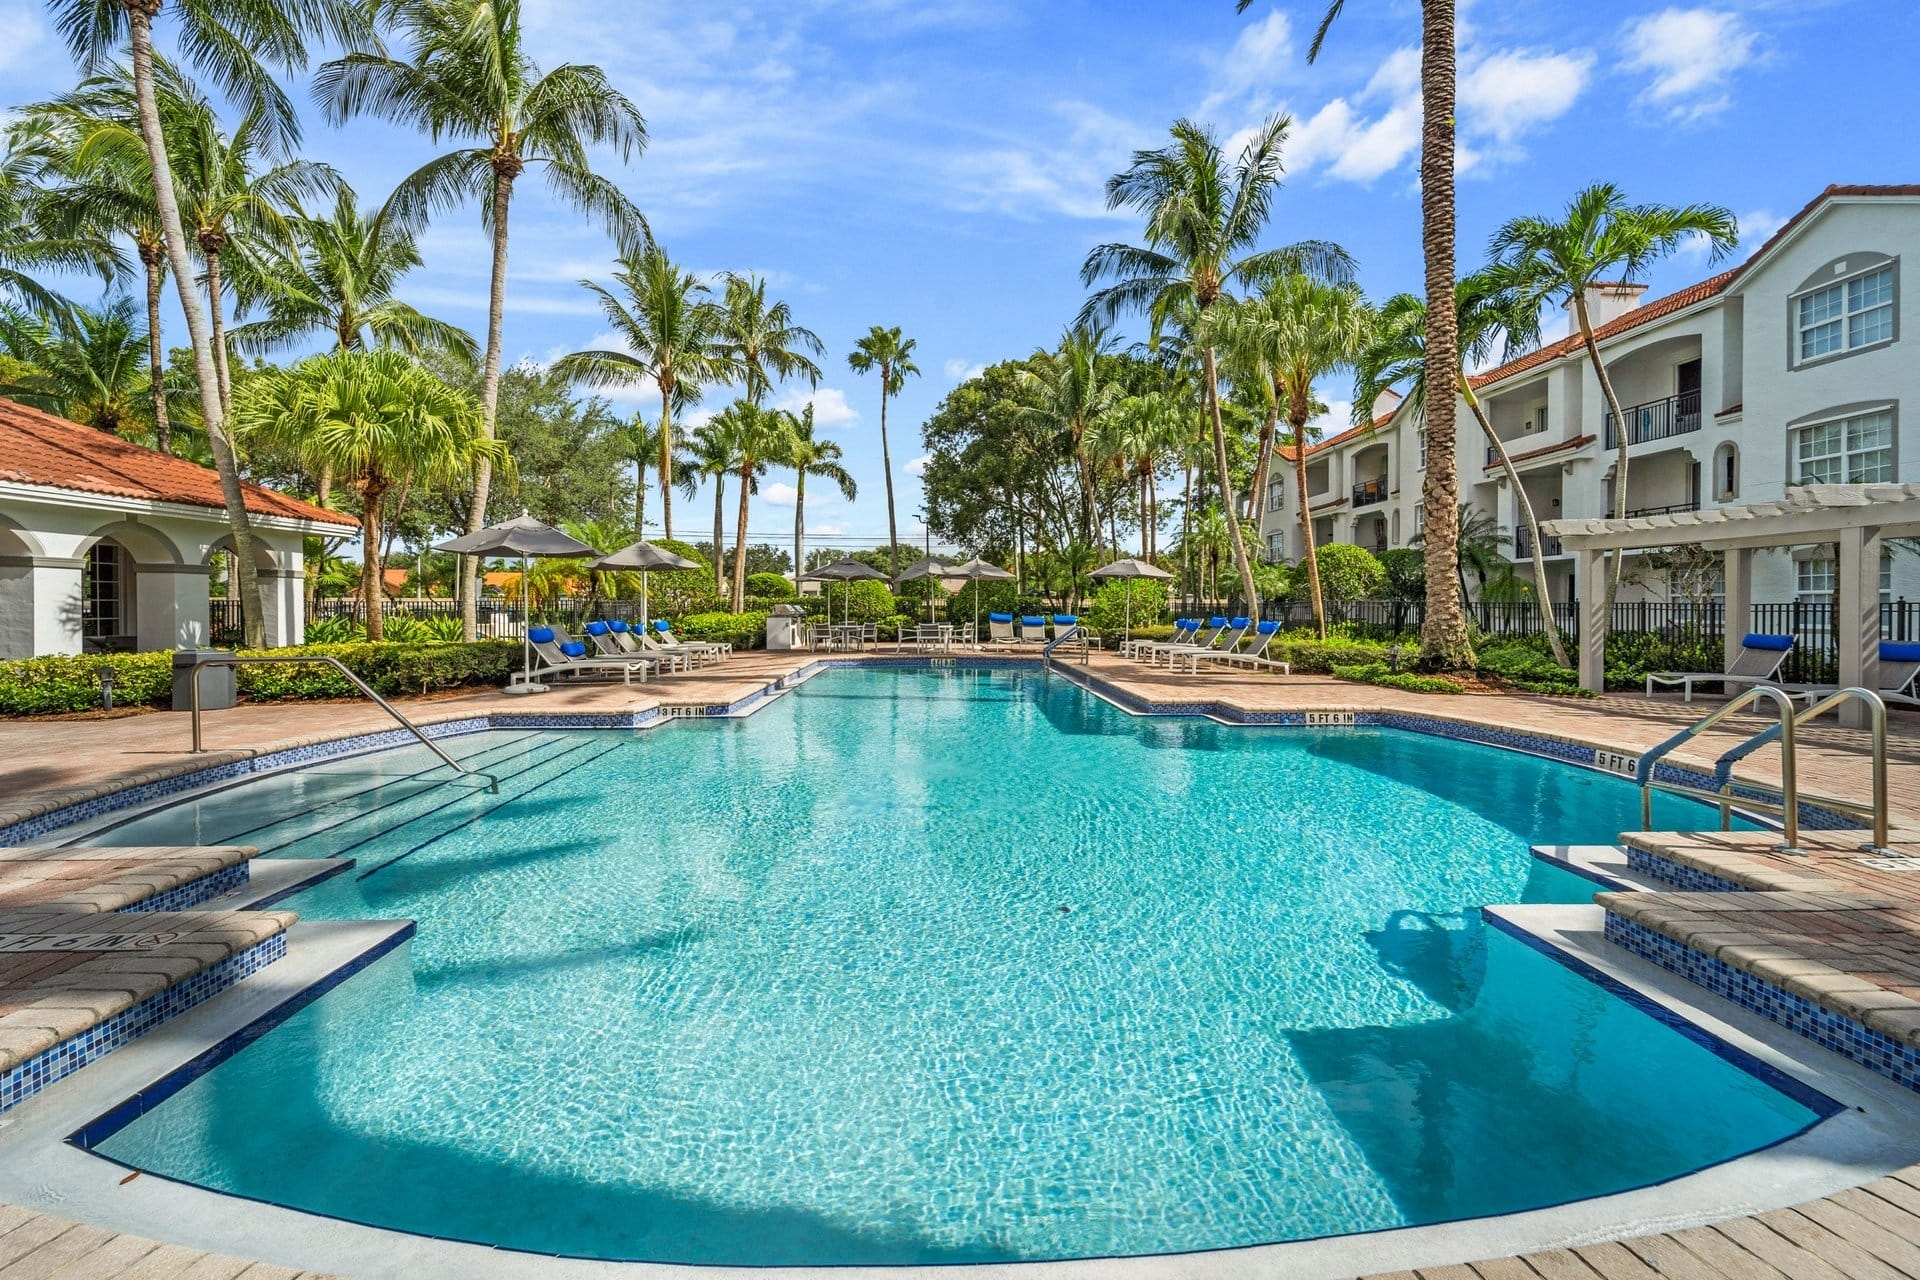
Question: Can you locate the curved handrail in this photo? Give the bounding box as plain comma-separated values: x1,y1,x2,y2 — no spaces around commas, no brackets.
1637,685,1798,845
188,655,499,793
1041,625,1087,666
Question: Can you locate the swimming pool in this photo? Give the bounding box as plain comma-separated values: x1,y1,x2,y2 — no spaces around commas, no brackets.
81,667,1817,1265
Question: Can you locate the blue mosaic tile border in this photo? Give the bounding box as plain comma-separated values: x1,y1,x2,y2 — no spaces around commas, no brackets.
1605,912,1920,1094
0,932,287,1114
1486,911,1841,1118
122,863,250,914
1623,847,1748,893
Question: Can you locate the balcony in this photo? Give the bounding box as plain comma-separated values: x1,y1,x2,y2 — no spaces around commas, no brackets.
1351,478,1389,508
1514,527,1563,559
1603,389,1702,450
1623,499,1701,519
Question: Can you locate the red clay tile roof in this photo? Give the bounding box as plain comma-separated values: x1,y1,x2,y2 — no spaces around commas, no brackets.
0,396,354,527
1482,433,1597,470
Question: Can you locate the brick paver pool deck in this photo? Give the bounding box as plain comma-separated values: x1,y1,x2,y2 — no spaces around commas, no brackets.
8,648,1920,1278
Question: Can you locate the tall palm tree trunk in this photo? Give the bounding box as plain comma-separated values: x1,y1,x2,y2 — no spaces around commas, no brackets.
1202,346,1260,621
1247,401,1280,536
1290,415,1328,638
712,474,726,594
1577,295,1633,611
657,386,674,539
125,3,264,647
1463,376,1571,666
634,453,647,534
732,457,754,610
203,244,232,411
359,479,386,642
1415,0,1471,669
878,384,899,578
139,241,171,453
1181,462,1193,608
463,165,515,641
793,469,807,584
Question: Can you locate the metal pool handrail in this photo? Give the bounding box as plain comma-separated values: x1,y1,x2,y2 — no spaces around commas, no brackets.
1634,684,1888,852
187,654,499,793
1041,625,1089,667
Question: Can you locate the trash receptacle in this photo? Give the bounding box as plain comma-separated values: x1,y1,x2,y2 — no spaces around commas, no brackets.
172,649,236,711
766,604,808,651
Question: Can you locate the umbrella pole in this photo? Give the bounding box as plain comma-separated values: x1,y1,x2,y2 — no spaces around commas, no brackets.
641,569,649,632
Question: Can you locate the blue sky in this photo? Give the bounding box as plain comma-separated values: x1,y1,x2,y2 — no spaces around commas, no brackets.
2,0,1915,554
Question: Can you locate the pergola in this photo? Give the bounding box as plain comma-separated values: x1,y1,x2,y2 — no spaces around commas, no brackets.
1543,484,1920,727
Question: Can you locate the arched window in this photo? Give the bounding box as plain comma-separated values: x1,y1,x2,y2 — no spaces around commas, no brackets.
1713,442,1739,502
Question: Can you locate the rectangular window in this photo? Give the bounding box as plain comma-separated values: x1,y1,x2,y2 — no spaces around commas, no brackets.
1267,479,1285,512
1796,554,1893,600
84,543,122,639
1798,265,1895,362
1794,409,1894,484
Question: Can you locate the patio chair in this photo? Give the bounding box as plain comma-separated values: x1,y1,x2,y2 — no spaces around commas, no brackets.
1175,620,1290,674
1153,617,1248,668
1051,615,1099,649
987,613,1018,644
1123,618,1196,660
1645,633,1796,703
596,621,693,672
654,620,731,659
1142,617,1230,665
527,626,657,685
1792,641,1920,708
1016,615,1051,646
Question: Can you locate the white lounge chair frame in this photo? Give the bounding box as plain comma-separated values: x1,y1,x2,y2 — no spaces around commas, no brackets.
1646,637,1795,703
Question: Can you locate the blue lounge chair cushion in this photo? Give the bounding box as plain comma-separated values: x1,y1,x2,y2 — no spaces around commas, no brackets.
655,620,672,631
1208,616,1228,627
1256,620,1280,634
585,621,609,635
560,641,588,657
988,613,1014,623
1882,642,1920,662
609,620,629,633
1741,633,1794,651
529,626,555,644
1230,617,1250,628
1020,616,1047,626
1053,615,1076,625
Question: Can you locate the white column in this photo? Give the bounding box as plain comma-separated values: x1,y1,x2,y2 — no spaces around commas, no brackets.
0,556,86,656
1836,524,1883,729
1578,546,1607,693
255,569,307,648
135,564,211,651
1723,546,1754,675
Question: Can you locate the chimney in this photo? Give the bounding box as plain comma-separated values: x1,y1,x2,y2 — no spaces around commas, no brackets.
1564,282,1649,329
1370,387,1403,422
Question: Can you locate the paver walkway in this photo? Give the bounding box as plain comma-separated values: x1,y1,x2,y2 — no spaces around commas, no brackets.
0,1199,334,1278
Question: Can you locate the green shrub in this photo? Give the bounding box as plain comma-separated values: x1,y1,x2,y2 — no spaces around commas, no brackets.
305,614,365,644
1082,578,1169,638
829,579,899,623
671,611,769,650
950,580,1019,625
644,540,721,617
0,651,175,714
1476,644,1595,696
1312,543,1387,608
1270,637,1395,673
745,572,795,599
1331,661,1464,695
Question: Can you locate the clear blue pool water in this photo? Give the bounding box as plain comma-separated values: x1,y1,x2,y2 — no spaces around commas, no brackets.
89,667,1814,1265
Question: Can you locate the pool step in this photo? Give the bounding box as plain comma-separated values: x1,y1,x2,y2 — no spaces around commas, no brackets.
201,857,352,910
1530,844,1672,893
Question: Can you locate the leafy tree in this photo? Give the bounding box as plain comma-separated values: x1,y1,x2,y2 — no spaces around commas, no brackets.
781,403,856,582
1017,323,1118,554
719,272,822,405
1379,547,1426,602
681,415,747,595
319,0,647,636
232,350,504,640
846,324,919,576
746,571,794,598
1491,183,1736,610
1313,542,1386,613
554,242,731,539
711,400,796,609
0,297,153,436
1082,115,1349,623
0,114,124,339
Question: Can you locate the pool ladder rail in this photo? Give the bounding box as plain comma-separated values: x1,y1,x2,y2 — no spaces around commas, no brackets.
186,654,500,794
1041,625,1092,668
1634,685,1889,854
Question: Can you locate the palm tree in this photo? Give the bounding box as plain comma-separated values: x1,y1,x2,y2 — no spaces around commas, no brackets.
49,0,364,649
1490,184,1738,610
718,273,823,406
1252,0,1471,667
1082,114,1350,624
782,404,857,580
236,184,476,362
554,243,732,540
1016,324,1117,555
318,0,647,638
1090,391,1179,558
0,297,153,436
231,349,504,641
710,400,797,610
1236,274,1374,638
680,415,744,596
845,325,920,577
1415,502,1509,609
0,120,121,322
1354,272,1573,666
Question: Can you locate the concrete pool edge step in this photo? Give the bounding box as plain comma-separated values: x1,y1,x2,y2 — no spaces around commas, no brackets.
1530,843,1670,893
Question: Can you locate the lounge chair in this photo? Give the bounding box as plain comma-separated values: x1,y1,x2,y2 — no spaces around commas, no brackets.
1792,641,1920,708
1123,618,1196,659
634,626,723,667
1051,615,1099,649
1645,633,1795,702
593,621,693,672
987,612,1017,644
526,626,657,685
1016,615,1051,646
1154,617,1249,668
653,620,730,660
1175,620,1290,674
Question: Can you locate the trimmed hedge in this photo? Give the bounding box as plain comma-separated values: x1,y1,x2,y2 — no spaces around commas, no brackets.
671,611,770,650
1330,661,1465,695
0,651,175,715
1271,638,1395,674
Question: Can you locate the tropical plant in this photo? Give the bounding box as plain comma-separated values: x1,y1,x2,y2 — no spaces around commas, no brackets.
1414,502,1509,609
680,414,746,596
48,0,364,645
846,324,919,576
0,296,154,436
0,118,120,325
231,350,505,640
781,404,856,584
318,0,648,637
1088,388,1181,558
1016,324,1118,555
555,243,732,540
1312,542,1386,613
1082,114,1350,623
1490,183,1737,610
705,400,796,610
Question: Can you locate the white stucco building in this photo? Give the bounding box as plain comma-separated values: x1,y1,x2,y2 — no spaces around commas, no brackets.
0,395,355,658
1260,184,1920,609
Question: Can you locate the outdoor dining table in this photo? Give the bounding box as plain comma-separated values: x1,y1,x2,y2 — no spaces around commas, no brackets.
826,623,867,651
901,623,954,652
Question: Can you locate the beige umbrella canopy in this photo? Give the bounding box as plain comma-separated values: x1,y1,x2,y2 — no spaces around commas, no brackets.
435,513,601,694
801,557,891,625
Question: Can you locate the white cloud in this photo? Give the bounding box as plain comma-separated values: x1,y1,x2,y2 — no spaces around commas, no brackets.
943,359,987,382
942,100,1144,221
759,481,835,508
1200,8,1293,115
1459,49,1593,145
1734,208,1787,252
1621,8,1758,121
1305,400,1355,442
775,386,858,426
1287,96,1421,183
812,522,848,537
905,454,934,477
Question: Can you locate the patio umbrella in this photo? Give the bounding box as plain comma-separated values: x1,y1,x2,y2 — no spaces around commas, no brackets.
945,556,1016,640
1091,557,1173,639
435,513,600,695
897,555,951,622
803,557,890,626
592,539,701,632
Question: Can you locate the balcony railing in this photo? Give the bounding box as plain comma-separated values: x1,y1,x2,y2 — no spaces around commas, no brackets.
1623,499,1702,519
1514,527,1563,559
1351,477,1389,507
1604,389,1702,450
